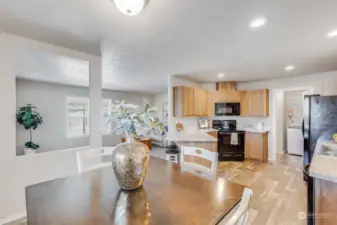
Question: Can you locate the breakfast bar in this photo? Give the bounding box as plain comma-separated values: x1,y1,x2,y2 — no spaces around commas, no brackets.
309,140,337,224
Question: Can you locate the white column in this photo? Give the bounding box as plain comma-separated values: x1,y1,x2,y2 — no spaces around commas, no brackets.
0,34,16,159
89,59,102,148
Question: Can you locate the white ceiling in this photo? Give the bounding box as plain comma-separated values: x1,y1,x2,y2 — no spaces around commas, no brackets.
16,51,90,87
1,0,337,93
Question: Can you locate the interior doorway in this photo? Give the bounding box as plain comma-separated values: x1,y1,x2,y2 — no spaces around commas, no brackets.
272,88,313,159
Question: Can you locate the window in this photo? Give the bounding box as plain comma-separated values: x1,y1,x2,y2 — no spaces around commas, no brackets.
102,99,113,134
67,97,89,137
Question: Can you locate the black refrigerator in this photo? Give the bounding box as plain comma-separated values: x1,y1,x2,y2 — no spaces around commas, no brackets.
303,95,337,225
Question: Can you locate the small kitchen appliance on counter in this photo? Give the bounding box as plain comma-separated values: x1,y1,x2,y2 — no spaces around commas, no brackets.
212,120,245,161
198,119,210,129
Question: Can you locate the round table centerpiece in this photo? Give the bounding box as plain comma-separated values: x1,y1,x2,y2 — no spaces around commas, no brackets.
110,100,166,190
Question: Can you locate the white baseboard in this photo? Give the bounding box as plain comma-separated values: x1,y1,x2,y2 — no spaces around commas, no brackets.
0,211,26,224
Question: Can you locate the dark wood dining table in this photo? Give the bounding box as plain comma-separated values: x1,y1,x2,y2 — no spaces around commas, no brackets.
26,157,245,225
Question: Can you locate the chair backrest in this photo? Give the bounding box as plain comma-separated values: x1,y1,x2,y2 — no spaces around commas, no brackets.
180,162,217,180
180,146,218,173
76,148,112,173
220,188,253,225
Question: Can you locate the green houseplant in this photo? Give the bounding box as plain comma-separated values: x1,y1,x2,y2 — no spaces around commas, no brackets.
16,104,43,154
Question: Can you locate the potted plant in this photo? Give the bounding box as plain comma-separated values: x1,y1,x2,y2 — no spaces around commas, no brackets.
16,104,43,154
110,100,165,190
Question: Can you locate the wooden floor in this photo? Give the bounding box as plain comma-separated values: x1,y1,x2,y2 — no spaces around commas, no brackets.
6,153,306,225
217,153,307,225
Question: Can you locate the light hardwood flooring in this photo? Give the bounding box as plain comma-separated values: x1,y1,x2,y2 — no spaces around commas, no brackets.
6,153,306,225
217,153,307,225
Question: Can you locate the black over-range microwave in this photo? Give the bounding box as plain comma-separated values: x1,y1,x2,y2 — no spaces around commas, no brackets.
215,102,240,116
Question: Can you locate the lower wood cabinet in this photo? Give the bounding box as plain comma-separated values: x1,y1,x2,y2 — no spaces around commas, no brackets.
315,178,337,225
245,132,268,162
207,131,218,153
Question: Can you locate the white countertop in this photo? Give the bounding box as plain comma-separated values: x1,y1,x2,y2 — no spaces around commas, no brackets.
167,131,217,142
198,128,218,133
241,128,271,133
309,140,337,183
199,128,271,133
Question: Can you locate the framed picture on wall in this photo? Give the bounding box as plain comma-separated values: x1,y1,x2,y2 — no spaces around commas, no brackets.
162,102,168,125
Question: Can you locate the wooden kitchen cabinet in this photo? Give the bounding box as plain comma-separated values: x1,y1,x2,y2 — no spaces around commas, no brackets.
222,90,240,102
207,90,240,116
215,82,239,102
193,88,209,116
216,82,237,91
239,91,248,116
247,89,269,117
245,132,268,162
207,131,218,152
173,86,209,117
315,178,337,225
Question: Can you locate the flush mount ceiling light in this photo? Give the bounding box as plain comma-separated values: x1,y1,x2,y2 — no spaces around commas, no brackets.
249,17,267,28
284,65,295,71
326,29,337,38
113,0,149,16
217,73,225,78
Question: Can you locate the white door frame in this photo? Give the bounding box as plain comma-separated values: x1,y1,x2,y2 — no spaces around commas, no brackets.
270,87,314,160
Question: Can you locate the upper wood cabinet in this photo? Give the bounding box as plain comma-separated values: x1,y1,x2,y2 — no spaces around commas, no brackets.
216,82,237,91
173,86,209,117
246,89,269,117
193,88,209,116
181,86,194,117
174,86,269,117
239,91,248,116
215,82,240,103
211,90,240,103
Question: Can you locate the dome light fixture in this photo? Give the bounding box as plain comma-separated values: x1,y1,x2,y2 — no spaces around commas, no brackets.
113,0,149,16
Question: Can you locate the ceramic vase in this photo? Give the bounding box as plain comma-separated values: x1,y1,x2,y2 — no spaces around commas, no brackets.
112,133,150,190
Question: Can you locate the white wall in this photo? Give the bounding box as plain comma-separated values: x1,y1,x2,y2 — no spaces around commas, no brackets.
236,71,337,94
274,91,285,153
0,33,103,221
101,89,154,147
237,70,337,160
284,90,305,126
16,79,154,154
16,79,90,155
153,92,168,125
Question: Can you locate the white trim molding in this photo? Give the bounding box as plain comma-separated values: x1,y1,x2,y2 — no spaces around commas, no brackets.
0,211,26,224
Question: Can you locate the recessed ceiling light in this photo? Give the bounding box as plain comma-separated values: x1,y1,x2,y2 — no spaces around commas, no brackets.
217,73,225,78
249,17,267,28
113,0,149,16
326,29,337,38
284,65,295,71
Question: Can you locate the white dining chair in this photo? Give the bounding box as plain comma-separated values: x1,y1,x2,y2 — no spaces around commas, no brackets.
218,188,253,225
76,148,112,173
180,146,218,180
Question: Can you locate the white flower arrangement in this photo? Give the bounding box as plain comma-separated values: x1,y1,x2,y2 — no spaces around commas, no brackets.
110,100,166,138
